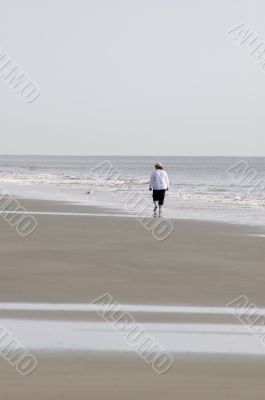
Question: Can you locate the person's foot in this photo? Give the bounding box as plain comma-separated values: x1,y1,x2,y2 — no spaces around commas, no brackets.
153,205,157,217
159,210,162,218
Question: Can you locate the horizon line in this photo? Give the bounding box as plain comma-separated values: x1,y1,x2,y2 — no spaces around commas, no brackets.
0,154,265,158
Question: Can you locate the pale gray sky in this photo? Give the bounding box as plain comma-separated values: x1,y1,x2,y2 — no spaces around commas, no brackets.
0,0,264,155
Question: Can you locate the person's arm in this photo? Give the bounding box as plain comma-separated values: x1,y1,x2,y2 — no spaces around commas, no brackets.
165,172,169,190
149,172,154,190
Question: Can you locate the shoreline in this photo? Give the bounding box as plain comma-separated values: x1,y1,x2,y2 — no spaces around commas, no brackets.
4,196,265,231
2,178,265,226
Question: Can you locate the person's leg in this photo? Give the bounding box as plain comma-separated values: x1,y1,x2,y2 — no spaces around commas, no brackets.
153,200,158,216
152,190,158,216
158,190,166,217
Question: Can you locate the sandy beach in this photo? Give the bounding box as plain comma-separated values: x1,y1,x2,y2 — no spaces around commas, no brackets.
0,354,264,400
2,0,265,396
1,199,264,305
0,198,264,399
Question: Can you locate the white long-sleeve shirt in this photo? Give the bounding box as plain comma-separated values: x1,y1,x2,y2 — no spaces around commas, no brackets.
149,170,169,190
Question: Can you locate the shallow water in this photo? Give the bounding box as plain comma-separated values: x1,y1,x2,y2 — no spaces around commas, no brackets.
1,318,264,355
0,303,264,355
1,155,265,225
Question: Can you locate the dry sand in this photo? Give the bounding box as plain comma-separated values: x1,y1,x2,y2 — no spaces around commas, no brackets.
0,198,264,399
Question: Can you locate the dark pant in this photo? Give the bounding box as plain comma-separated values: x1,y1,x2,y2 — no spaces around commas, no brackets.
153,189,166,206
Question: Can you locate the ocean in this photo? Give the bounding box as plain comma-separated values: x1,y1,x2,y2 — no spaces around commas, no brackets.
0,155,265,226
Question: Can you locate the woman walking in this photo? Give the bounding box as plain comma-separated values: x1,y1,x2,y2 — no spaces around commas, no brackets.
149,163,169,218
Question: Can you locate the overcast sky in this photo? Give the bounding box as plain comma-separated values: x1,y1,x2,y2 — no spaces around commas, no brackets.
0,0,264,156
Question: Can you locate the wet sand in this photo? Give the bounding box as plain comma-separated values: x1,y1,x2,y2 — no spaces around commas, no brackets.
0,198,265,305
0,199,264,398
0,354,264,400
